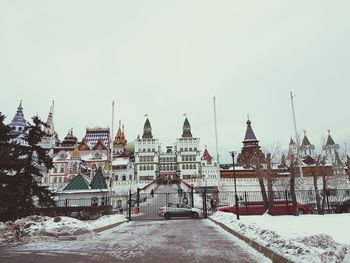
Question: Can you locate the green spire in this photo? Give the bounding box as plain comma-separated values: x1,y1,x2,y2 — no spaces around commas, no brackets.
182,117,192,138
325,130,336,146
90,168,108,189
142,118,153,139
301,130,311,146
63,174,90,191
289,137,295,145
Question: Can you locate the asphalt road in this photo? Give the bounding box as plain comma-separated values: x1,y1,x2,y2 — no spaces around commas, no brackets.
0,219,269,263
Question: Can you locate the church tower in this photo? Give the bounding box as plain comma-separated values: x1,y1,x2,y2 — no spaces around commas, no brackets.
113,120,128,157
237,117,265,166
9,100,28,145
182,117,192,138
142,118,153,139
300,130,315,158
323,130,341,164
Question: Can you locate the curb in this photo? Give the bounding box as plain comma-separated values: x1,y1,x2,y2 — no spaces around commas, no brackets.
93,221,127,233
209,218,294,263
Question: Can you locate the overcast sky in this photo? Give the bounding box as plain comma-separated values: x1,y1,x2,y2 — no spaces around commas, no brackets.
1,1,350,163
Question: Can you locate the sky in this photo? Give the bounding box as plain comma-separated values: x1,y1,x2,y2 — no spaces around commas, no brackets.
1,1,350,163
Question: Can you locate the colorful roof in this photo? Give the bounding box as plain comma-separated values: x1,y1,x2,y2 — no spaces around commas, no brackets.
63,174,90,191
114,121,127,146
202,147,212,163
182,118,192,138
84,127,110,149
90,168,108,189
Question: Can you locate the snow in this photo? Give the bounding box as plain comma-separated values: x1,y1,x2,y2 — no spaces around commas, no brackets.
211,212,350,263
0,214,127,245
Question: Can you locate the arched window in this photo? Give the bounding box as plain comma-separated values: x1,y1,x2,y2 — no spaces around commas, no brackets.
185,148,188,152
147,148,151,152
60,166,64,173
53,166,57,173
151,165,154,170
182,164,185,169
186,164,189,169
115,175,118,181
129,174,132,180
122,175,126,181
143,149,146,152
140,166,143,171
189,147,192,151
147,165,150,170
152,148,155,152
194,147,197,151
180,148,183,151
193,164,196,169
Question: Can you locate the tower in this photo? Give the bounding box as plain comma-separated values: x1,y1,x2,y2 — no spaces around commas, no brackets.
300,130,315,158
323,130,341,164
142,118,153,139
182,117,192,138
113,121,128,157
237,117,265,166
9,100,28,145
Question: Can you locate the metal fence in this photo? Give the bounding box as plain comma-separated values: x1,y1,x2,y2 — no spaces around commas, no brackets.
209,188,350,215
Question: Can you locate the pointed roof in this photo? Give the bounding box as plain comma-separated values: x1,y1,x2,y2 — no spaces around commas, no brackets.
301,130,311,146
63,174,90,191
92,138,108,150
289,137,296,145
202,146,212,163
243,118,258,143
114,121,127,146
182,117,192,138
9,100,27,128
142,118,153,139
71,144,81,159
90,168,108,189
325,130,336,146
44,102,55,135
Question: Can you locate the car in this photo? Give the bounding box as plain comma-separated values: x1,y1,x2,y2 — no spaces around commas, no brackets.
159,203,201,219
332,199,350,213
217,200,310,215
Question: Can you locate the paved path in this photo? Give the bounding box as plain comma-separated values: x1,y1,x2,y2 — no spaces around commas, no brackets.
0,219,270,263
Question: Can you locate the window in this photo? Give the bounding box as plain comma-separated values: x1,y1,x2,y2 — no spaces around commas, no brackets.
147,165,150,170
194,147,197,151
185,148,188,151
140,166,143,171
122,175,126,181
53,166,57,173
180,148,183,151
60,166,64,173
182,164,185,169
189,147,192,151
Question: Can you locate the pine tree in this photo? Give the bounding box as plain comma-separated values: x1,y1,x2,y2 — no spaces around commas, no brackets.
0,114,55,221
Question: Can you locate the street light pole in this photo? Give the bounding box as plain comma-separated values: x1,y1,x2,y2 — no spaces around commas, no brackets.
230,151,240,220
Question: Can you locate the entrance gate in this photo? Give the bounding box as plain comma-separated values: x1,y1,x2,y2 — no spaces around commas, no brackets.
123,189,208,221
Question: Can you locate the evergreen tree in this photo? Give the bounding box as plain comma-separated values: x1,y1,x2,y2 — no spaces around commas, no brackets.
0,114,55,221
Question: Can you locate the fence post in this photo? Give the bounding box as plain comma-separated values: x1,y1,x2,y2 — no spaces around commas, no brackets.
191,187,194,207
326,189,331,214
65,199,68,207
244,191,248,215
128,190,132,221
285,190,289,214
203,191,207,218
136,187,140,207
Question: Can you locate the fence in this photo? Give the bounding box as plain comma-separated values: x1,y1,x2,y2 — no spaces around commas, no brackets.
210,188,350,215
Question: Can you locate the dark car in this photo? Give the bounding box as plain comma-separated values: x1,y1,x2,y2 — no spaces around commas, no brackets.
333,199,350,213
217,200,310,215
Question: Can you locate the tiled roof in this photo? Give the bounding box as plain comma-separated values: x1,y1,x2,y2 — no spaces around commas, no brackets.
63,174,90,191
243,119,258,142
90,169,108,189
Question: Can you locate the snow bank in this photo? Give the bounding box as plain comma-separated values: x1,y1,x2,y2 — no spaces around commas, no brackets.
0,214,127,245
211,212,349,263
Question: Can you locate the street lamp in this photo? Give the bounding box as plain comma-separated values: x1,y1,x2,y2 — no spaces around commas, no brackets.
230,151,240,220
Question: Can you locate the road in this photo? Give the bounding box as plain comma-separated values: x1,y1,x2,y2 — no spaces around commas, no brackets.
0,219,270,263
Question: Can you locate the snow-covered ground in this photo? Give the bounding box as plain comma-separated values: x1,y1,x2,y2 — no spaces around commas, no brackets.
0,214,127,245
211,212,350,263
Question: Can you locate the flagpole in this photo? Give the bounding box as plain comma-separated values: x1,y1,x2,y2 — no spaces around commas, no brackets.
290,92,303,178
110,101,115,195
213,97,221,186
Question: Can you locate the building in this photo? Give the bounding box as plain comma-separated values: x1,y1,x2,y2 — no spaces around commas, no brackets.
8,101,28,145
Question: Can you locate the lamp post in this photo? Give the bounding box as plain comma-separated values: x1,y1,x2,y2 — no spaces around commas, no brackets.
230,151,240,220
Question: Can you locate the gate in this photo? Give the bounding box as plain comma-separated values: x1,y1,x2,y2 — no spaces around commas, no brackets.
123,187,208,221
